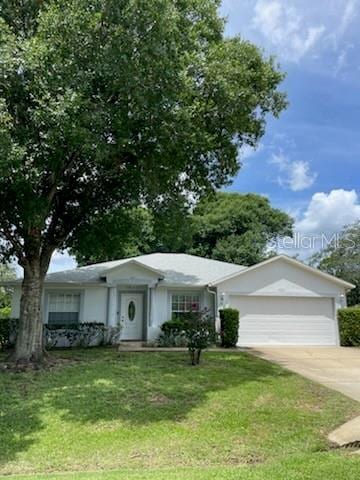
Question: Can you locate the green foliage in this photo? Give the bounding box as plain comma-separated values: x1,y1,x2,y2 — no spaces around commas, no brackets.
0,317,18,350
71,201,193,265
311,222,360,306
220,308,239,347
0,0,286,269
190,192,293,265
0,317,10,349
0,350,358,476
183,310,216,365
158,318,188,347
156,331,188,348
72,191,293,267
156,312,215,359
0,306,11,318
0,264,16,310
338,307,360,346
5,321,121,349
161,318,187,336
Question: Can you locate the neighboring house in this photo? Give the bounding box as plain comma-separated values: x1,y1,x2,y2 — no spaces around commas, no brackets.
7,253,354,346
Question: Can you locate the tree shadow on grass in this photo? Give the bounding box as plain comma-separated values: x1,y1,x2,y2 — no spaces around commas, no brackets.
43,351,290,425
0,370,45,466
0,350,289,466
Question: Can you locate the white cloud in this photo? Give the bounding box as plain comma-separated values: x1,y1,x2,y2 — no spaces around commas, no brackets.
276,189,360,259
49,251,77,273
238,143,264,167
270,153,317,191
296,189,360,234
253,0,325,62
338,0,358,38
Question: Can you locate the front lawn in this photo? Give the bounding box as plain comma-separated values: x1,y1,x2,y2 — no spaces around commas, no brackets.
0,349,359,479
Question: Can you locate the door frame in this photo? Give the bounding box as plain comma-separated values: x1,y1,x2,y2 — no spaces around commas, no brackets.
118,290,146,341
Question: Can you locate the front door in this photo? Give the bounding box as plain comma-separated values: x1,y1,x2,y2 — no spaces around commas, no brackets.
120,293,144,340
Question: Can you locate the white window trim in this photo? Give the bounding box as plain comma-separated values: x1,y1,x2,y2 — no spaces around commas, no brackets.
168,290,203,319
43,290,85,325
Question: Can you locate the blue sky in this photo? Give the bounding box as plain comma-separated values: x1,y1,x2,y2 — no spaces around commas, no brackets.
49,0,360,272
221,0,360,257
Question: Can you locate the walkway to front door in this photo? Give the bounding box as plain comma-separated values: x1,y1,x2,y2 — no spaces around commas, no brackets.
119,293,144,340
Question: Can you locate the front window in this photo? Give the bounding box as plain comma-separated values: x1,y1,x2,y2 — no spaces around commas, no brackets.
48,293,80,326
171,293,200,319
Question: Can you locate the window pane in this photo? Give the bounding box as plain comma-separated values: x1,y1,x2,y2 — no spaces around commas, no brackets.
171,294,200,314
48,293,80,326
48,312,79,326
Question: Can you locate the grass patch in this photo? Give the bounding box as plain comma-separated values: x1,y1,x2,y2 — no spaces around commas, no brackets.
0,349,359,479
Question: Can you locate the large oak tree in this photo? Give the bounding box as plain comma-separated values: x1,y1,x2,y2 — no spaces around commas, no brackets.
0,0,286,364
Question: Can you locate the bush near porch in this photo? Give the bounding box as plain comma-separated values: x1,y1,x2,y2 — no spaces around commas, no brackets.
338,307,360,346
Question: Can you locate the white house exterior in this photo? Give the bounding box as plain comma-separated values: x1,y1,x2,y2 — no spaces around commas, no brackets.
8,253,354,346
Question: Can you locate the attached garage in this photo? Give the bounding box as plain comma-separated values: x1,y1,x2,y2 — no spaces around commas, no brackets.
229,295,337,346
211,255,354,347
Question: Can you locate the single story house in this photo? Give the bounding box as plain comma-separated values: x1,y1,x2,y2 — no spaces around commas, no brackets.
8,253,354,346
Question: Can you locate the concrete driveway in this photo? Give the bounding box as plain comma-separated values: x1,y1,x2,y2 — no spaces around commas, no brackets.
249,347,360,402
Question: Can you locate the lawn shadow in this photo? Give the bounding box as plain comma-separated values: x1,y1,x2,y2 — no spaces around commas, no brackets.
0,368,45,467
0,349,289,466
46,350,290,425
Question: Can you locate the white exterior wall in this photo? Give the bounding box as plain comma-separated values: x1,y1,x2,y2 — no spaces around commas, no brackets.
217,259,346,298
10,286,21,318
148,286,168,340
82,287,108,323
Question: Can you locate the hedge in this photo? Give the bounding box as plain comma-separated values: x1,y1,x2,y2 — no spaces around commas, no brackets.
220,308,239,348
338,307,360,346
0,319,122,350
0,318,18,350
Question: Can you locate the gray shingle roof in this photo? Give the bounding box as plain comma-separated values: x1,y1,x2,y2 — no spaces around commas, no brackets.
43,253,247,286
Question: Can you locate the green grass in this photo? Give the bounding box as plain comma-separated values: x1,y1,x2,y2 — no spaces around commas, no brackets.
0,348,359,479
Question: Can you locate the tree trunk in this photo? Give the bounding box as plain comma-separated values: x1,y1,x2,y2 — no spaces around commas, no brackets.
196,349,202,364
10,260,46,364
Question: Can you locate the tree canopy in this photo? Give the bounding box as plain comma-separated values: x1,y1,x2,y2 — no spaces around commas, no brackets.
311,222,360,306
189,192,293,265
0,0,287,363
71,192,293,266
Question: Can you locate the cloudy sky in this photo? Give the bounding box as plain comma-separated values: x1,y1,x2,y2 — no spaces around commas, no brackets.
49,0,360,272
222,0,360,257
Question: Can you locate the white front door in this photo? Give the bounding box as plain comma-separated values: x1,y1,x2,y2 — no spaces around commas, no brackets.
120,293,144,340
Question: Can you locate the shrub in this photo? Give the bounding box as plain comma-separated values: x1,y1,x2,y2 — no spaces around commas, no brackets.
0,318,18,350
220,308,239,348
0,306,11,319
338,307,360,346
160,318,187,336
183,310,216,365
156,310,215,362
157,331,188,348
0,321,121,350
158,318,188,347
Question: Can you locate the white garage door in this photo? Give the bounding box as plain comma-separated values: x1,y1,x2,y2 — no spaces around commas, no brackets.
229,296,337,346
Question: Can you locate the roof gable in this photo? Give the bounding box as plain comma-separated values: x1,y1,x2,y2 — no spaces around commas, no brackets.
210,255,355,289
